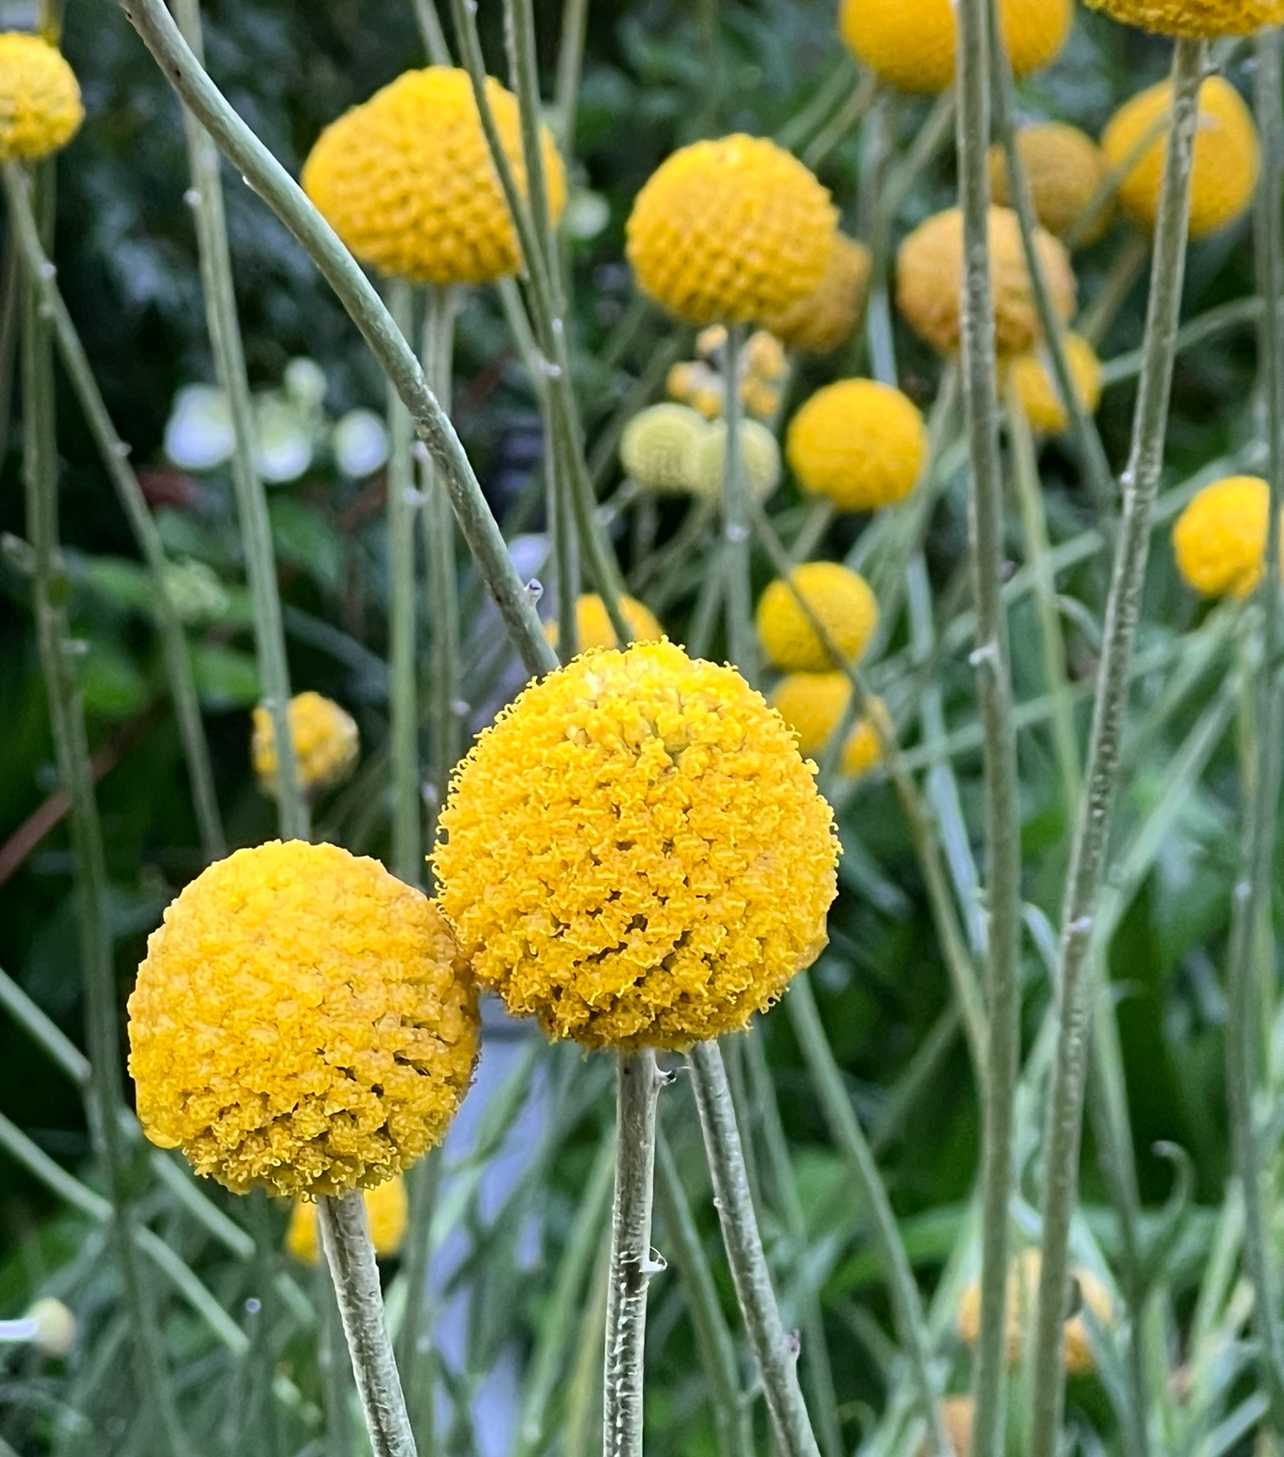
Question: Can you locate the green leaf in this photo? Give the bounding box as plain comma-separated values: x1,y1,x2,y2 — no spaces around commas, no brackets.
191,643,260,709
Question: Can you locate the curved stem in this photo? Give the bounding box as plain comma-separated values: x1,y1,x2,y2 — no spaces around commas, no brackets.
721,325,754,675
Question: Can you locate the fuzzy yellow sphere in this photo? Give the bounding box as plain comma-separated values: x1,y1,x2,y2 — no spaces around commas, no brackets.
620,404,708,493
756,563,878,673
988,124,1112,245
897,207,1076,357
1173,475,1277,599
762,234,872,355
1085,0,1284,36
1007,333,1102,435
546,594,664,653
626,134,837,327
1102,76,1259,240
433,641,838,1050
252,692,359,796
0,34,82,162
301,67,566,285
770,673,887,780
128,841,479,1197
787,379,927,513
686,419,782,502
286,1177,408,1265
838,0,1072,95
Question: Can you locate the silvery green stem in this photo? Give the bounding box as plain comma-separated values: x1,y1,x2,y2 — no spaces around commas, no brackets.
410,0,450,63
1027,38,1207,1457
721,325,754,674
553,0,590,149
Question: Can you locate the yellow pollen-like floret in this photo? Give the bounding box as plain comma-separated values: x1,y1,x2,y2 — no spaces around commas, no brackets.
1007,333,1103,435
1101,76,1259,240
756,563,879,673
0,33,82,162
786,379,927,513
685,419,782,502
301,67,566,286
770,673,888,780
741,377,783,421
626,134,837,327
988,124,1113,245
285,1176,408,1265
128,840,479,1198
252,692,360,797
433,640,839,1050
745,331,789,382
762,233,872,355
1084,0,1284,37
1172,475,1278,599
546,594,664,653
619,404,709,493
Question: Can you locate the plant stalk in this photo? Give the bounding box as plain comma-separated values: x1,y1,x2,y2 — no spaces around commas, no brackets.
721,324,754,674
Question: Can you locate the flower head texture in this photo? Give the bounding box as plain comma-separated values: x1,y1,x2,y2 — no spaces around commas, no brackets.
756,563,878,672
686,419,782,502
620,404,708,493
433,641,839,1050
838,0,1071,95
252,692,360,796
0,34,82,162
1102,76,1258,239
770,673,888,780
762,234,872,355
786,379,927,512
1085,0,1284,36
286,1177,408,1265
897,206,1076,356
301,67,566,286
546,594,664,653
128,840,479,1197
626,134,837,327
1173,475,1276,599
988,124,1113,244
1008,333,1102,435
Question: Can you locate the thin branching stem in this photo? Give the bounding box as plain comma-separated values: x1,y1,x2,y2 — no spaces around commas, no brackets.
721,325,754,674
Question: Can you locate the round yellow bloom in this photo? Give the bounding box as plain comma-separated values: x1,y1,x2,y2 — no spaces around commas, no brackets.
434,641,839,1050
756,563,878,673
686,419,782,502
786,379,927,513
666,362,703,403
1102,76,1259,240
128,840,479,1197
1173,475,1277,599
252,692,359,797
763,234,872,355
770,673,888,779
620,404,708,493
745,331,789,382
301,67,566,285
626,134,837,327
988,124,1113,245
1007,333,1102,435
741,377,783,421
838,0,1072,95
545,594,664,653
0,34,82,162
957,1249,1114,1376
286,1177,408,1265
917,1398,975,1457
1085,0,1284,37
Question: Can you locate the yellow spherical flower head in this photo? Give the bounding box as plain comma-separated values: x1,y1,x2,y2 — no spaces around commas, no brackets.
957,1249,1114,1376
770,673,889,780
433,641,839,1050
741,377,783,421
897,207,1075,357
745,331,789,383
1173,475,1279,599
1007,332,1102,435
302,67,566,286
988,124,1113,245
0,34,82,162
252,692,360,797
546,594,664,653
756,563,878,673
1085,0,1284,37
620,404,708,494
626,134,837,328
763,234,872,356
686,419,782,502
286,1176,408,1265
838,0,1072,95
128,840,479,1197
1102,76,1259,240
787,379,927,513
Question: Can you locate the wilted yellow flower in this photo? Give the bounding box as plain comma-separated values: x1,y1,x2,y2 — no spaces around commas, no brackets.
898,206,1076,357
0,34,82,162
838,0,1071,95
686,419,782,502
620,403,708,493
917,1397,975,1457
763,234,872,355
128,840,479,1197
546,594,663,652
770,673,888,779
252,692,359,797
988,124,1113,245
1007,333,1102,435
301,67,566,285
1102,76,1259,240
756,563,878,673
434,641,838,1050
626,134,836,327
787,379,927,512
1085,0,1284,36
286,1177,408,1265
1173,475,1277,599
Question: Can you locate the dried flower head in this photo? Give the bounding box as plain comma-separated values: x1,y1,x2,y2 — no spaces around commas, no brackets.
756,563,879,673
770,673,888,780
762,234,873,355
1007,333,1103,435
786,379,927,512
286,1176,408,1265
620,403,708,493
988,124,1113,245
0,33,82,162
252,692,360,797
1085,0,1284,36
546,594,664,653
1173,475,1277,599
686,419,782,502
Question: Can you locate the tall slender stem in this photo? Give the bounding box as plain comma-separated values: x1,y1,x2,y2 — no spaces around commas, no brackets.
1026,38,1207,1457
553,0,590,149
410,0,450,64
721,325,753,674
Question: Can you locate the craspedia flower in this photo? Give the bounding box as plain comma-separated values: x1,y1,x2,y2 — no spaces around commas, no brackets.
1173,475,1278,599
1084,0,1284,37
252,692,360,797
897,207,1075,356
917,1398,974,1457
0,34,82,162
762,233,872,355
128,840,479,1197
770,673,888,780
838,0,1072,95
433,641,839,1050
301,67,566,285
620,404,708,493
1007,332,1102,435
756,563,878,673
1102,77,1259,240
988,124,1113,245
745,331,789,382
626,134,837,327
286,1177,408,1265
545,594,664,653
686,419,782,502
786,379,927,513
741,377,783,421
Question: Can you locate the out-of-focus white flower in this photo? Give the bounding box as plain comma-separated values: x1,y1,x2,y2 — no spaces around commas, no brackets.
254,393,314,484
284,357,328,411
332,409,389,479
163,385,234,472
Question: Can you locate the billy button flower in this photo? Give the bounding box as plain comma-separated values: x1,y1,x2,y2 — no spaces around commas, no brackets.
1085,0,1284,35
786,379,927,513
756,562,879,673
251,691,359,798
762,232,872,356
1173,475,1280,599
1007,332,1103,435
0,33,83,162
770,673,889,781
988,124,1114,245
620,403,709,494
286,1176,408,1266
545,594,663,653
686,420,782,503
